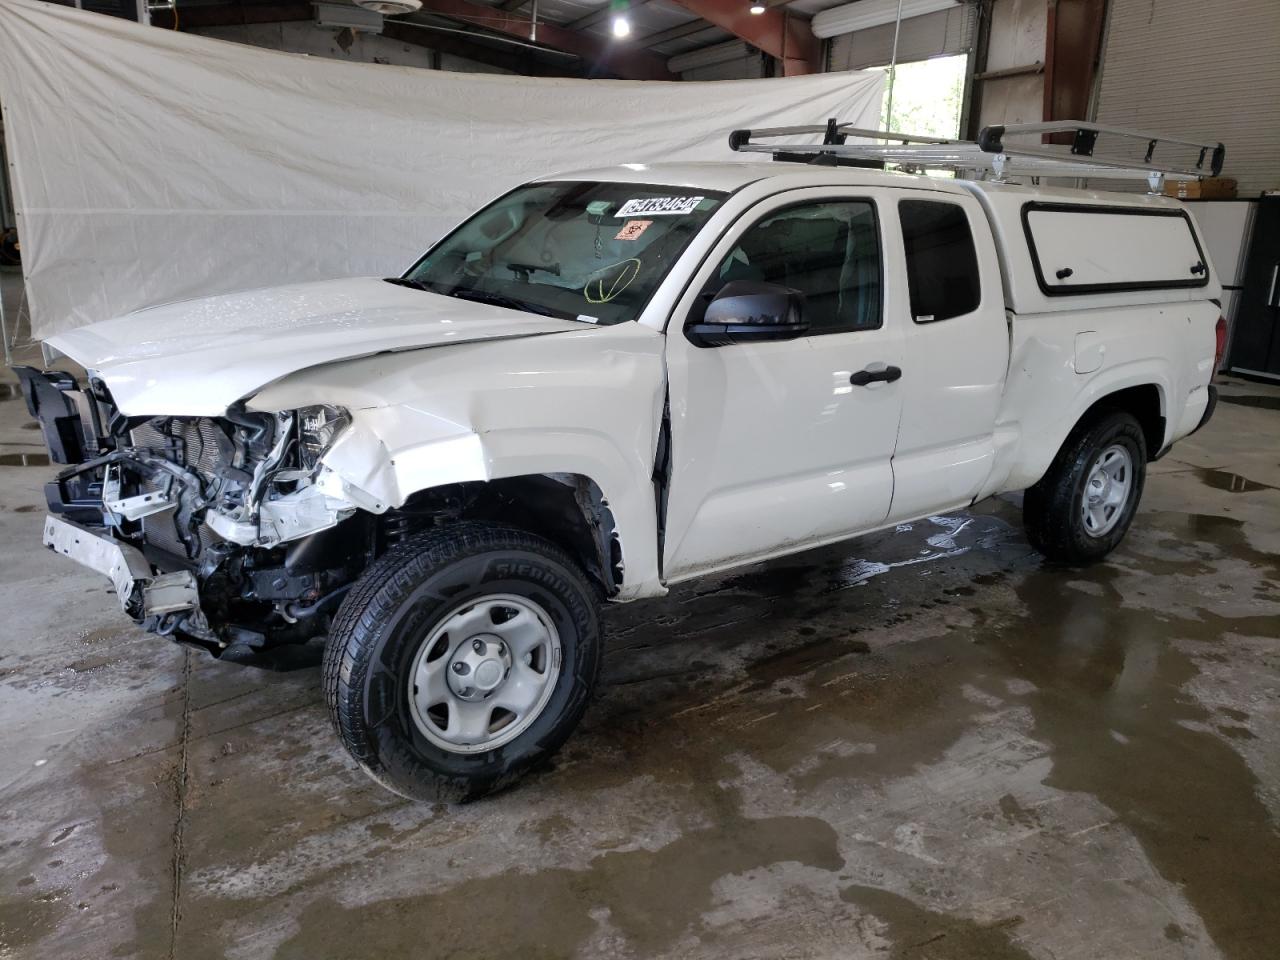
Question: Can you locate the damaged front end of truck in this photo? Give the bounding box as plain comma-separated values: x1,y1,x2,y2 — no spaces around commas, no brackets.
17,366,370,665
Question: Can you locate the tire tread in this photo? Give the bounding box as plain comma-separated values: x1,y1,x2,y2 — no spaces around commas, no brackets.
322,521,600,801
1023,408,1147,564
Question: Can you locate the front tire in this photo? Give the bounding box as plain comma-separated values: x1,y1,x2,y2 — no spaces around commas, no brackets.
323,522,602,802
1023,410,1147,564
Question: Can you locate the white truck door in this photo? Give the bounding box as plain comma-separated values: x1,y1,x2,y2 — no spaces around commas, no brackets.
662,188,907,582
885,191,1008,523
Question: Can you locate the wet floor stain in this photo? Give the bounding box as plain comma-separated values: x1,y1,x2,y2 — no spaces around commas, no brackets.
1193,466,1276,493
1219,393,1280,412
267,812,843,960
977,512,1280,960
592,506,1280,959
7,485,1280,958
842,886,1034,960
0,452,50,466
0,894,63,956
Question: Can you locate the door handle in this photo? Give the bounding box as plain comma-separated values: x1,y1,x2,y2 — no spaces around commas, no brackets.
849,365,902,386
1269,264,1278,308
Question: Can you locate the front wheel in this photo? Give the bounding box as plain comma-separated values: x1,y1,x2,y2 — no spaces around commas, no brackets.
323,522,602,802
1022,410,1148,564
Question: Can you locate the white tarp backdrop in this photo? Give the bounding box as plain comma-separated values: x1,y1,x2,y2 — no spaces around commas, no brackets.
0,0,884,339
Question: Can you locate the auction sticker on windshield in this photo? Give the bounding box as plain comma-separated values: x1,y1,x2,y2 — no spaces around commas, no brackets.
615,220,652,241
616,196,704,217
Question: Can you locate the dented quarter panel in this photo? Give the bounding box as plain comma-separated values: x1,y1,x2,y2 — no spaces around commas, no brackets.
976,298,1216,498
248,322,670,599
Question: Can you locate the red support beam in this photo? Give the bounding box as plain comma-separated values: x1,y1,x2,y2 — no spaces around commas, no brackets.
414,0,677,79
664,0,821,75
1043,0,1107,137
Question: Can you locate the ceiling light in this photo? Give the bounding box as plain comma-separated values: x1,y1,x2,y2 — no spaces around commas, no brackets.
612,15,631,38
749,2,766,13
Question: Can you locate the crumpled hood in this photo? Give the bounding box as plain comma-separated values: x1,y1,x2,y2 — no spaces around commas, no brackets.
46,277,585,416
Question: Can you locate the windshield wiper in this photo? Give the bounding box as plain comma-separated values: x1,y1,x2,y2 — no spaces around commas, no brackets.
386,276,571,321
446,288,562,319
383,277,435,291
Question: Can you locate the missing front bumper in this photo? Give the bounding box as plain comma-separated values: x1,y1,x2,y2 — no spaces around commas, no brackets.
42,514,199,618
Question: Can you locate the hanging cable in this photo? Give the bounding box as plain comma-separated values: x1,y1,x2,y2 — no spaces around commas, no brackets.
883,0,905,135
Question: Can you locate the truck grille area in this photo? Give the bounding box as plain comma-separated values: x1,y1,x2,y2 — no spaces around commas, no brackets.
131,419,228,475
130,419,232,559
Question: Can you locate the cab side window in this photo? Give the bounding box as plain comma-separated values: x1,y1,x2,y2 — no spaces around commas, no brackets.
899,199,980,322
714,200,881,334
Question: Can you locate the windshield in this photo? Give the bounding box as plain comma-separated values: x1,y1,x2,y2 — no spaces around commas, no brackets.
400,181,727,325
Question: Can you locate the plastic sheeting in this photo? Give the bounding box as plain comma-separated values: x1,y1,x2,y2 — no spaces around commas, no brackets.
0,0,884,339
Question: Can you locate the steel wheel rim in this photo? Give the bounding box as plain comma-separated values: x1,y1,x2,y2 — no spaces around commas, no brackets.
1080,443,1133,537
407,593,562,754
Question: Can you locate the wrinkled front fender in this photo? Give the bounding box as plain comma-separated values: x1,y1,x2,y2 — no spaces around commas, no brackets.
248,323,669,599
312,407,489,513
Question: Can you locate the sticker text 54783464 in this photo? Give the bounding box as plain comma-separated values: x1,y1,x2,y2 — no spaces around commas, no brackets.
616,196,704,217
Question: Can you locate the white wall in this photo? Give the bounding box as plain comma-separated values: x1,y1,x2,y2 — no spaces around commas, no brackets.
1094,0,1280,196
974,0,1044,129
827,4,974,70
677,41,766,81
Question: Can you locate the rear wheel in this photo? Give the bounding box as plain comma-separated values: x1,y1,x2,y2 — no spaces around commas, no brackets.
323,522,602,802
1023,410,1147,564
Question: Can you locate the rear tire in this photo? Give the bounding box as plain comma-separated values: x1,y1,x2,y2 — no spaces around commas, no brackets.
1023,410,1147,564
323,522,602,802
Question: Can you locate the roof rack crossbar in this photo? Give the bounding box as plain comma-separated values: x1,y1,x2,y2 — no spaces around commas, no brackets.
734,122,957,145
976,120,1226,176
729,118,1227,182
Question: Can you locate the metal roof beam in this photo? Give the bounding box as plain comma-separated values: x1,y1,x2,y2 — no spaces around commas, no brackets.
637,18,720,48
663,0,819,74
415,0,677,78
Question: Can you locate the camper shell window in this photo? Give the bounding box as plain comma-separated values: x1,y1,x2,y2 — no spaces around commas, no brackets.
1021,202,1209,296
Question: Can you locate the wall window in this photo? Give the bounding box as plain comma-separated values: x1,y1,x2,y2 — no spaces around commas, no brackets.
899,199,980,322
713,200,881,334
871,55,967,141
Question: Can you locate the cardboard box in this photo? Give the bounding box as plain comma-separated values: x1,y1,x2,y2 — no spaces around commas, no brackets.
1164,177,1238,200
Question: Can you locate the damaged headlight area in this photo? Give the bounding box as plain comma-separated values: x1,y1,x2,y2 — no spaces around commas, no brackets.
203,403,355,548
19,366,373,662
297,404,351,471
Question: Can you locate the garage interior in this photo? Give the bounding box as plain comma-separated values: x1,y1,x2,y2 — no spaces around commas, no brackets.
2,0,1279,958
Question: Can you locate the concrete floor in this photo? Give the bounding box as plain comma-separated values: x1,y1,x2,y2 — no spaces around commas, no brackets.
1,335,1278,959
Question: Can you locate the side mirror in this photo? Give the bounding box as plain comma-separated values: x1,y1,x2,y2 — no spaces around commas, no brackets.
686,280,808,348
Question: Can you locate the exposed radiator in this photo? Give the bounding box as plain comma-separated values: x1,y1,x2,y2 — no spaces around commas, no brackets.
130,419,229,558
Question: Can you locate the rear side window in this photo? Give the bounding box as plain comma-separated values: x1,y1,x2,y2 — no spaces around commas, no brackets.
899,199,981,322
1022,203,1209,295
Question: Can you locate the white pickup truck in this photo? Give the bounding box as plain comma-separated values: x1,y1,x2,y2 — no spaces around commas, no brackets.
18,124,1224,801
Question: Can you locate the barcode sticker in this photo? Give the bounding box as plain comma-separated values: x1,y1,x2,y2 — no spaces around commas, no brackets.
616,196,704,217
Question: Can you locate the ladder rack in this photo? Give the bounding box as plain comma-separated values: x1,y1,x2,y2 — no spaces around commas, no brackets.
728,119,1226,190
